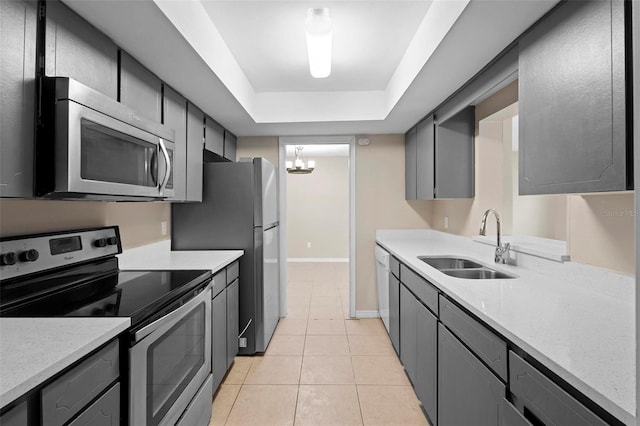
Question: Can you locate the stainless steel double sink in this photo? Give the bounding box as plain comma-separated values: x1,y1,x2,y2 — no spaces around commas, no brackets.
418,256,516,279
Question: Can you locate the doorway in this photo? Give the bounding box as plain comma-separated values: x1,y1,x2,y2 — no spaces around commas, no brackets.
278,136,356,319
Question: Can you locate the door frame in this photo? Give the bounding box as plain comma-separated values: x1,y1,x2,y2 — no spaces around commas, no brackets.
278,135,356,318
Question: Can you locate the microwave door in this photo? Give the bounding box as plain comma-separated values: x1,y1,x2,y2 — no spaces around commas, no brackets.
59,101,174,198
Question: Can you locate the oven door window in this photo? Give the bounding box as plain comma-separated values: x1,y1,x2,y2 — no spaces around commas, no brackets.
80,119,158,187
147,303,206,426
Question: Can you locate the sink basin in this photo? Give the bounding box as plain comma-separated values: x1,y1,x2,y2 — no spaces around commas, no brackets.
419,256,484,270
443,269,516,280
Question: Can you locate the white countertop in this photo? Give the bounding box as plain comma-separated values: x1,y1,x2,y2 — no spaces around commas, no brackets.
376,229,635,425
0,317,130,408
117,240,243,272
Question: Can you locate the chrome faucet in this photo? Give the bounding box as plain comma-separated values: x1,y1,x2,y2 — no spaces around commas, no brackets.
479,209,511,264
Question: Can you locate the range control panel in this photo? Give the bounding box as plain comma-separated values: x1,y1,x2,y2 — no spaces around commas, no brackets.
0,226,121,281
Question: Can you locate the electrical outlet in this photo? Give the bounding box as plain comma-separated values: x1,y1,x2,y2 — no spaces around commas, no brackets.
306,242,311,248
239,337,247,348
444,216,449,229
161,221,168,236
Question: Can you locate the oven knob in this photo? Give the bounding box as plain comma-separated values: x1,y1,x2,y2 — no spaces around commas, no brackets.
19,249,39,262
0,252,17,266
94,238,107,248
107,237,118,246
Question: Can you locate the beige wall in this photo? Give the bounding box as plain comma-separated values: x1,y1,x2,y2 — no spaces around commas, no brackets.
237,135,432,312
0,200,170,249
429,82,635,275
287,156,349,259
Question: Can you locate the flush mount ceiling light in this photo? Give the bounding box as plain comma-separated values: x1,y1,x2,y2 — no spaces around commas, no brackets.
305,8,332,78
286,146,316,174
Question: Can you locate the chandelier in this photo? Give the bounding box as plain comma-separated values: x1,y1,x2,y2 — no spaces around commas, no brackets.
286,146,316,174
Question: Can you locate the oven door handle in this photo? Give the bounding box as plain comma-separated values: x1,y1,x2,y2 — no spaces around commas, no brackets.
133,283,212,343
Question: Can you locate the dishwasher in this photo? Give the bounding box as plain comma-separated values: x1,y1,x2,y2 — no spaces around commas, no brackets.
375,245,390,332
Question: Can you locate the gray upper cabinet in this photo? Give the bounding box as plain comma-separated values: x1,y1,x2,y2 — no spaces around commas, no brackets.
416,117,435,200
435,106,475,199
163,86,188,202
186,103,204,202
438,324,505,426
119,51,162,122
224,131,237,162
205,117,224,158
519,0,628,194
45,0,118,99
405,126,417,200
0,0,37,198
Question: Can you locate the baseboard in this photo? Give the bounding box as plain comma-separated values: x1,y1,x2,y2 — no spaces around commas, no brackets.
355,310,380,319
287,258,349,263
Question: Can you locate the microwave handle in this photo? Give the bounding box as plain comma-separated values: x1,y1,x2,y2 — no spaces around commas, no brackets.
158,138,171,196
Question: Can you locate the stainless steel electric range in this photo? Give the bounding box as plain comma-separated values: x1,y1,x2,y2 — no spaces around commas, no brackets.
0,226,213,426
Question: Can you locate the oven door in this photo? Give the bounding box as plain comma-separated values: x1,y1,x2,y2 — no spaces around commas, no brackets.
130,286,211,426
56,100,175,198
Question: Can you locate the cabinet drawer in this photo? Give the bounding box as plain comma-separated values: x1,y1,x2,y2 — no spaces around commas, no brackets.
509,352,607,426
227,261,239,284
42,340,119,426
0,401,27,426
389,256,400,279
400,265,438,314
439,296,507,380
500,398,532,426
212,269,227,298
68,383,120,426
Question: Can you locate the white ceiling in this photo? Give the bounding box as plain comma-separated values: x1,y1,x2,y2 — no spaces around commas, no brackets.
285,144,350,158
202,1,432,93
61,0,560,136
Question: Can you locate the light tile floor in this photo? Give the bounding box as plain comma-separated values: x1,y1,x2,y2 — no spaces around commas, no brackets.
210,262,430,426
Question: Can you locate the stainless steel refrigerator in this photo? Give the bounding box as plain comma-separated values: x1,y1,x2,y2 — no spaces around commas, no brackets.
171,158,280,355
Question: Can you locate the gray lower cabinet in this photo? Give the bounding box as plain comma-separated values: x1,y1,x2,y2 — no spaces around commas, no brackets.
205,116,225,158
212,287,227,391
0,0,37,198
224,131,237,162
68,383,119,426
119,51,162,122
164,86,188,202
438,324,505,426
509,352,607,426
434,107,475,199
45,0,118,99
405,126,417,200
186,103,204,202
226,278,240,368
415,301,437,425
399,284,417,381
518,0,628,194
416,116,435,200
388,272,400,355
0,401,27,426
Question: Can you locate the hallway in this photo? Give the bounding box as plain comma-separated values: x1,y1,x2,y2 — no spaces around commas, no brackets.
210,262,429,425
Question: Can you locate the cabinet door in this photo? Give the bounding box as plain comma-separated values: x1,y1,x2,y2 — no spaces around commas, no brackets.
415,301,437,425
438,324,505,426
224,131,237,162
186,103,204,202
416,116,435,200
0,0,37,198
119,51,162,122
164,86,187,201
226,278,239,368
519,0,627,194
399,284,416,382
45,0,118,98
0,401,27,426
388,272,400,355
405,126,417,200
435,106,475,199
205,117,224,157
212,289,227,392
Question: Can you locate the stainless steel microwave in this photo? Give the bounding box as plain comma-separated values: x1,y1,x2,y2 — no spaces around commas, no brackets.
36,77,175,200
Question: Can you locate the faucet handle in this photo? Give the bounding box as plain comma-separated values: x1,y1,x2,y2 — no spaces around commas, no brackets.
494,243,511,264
